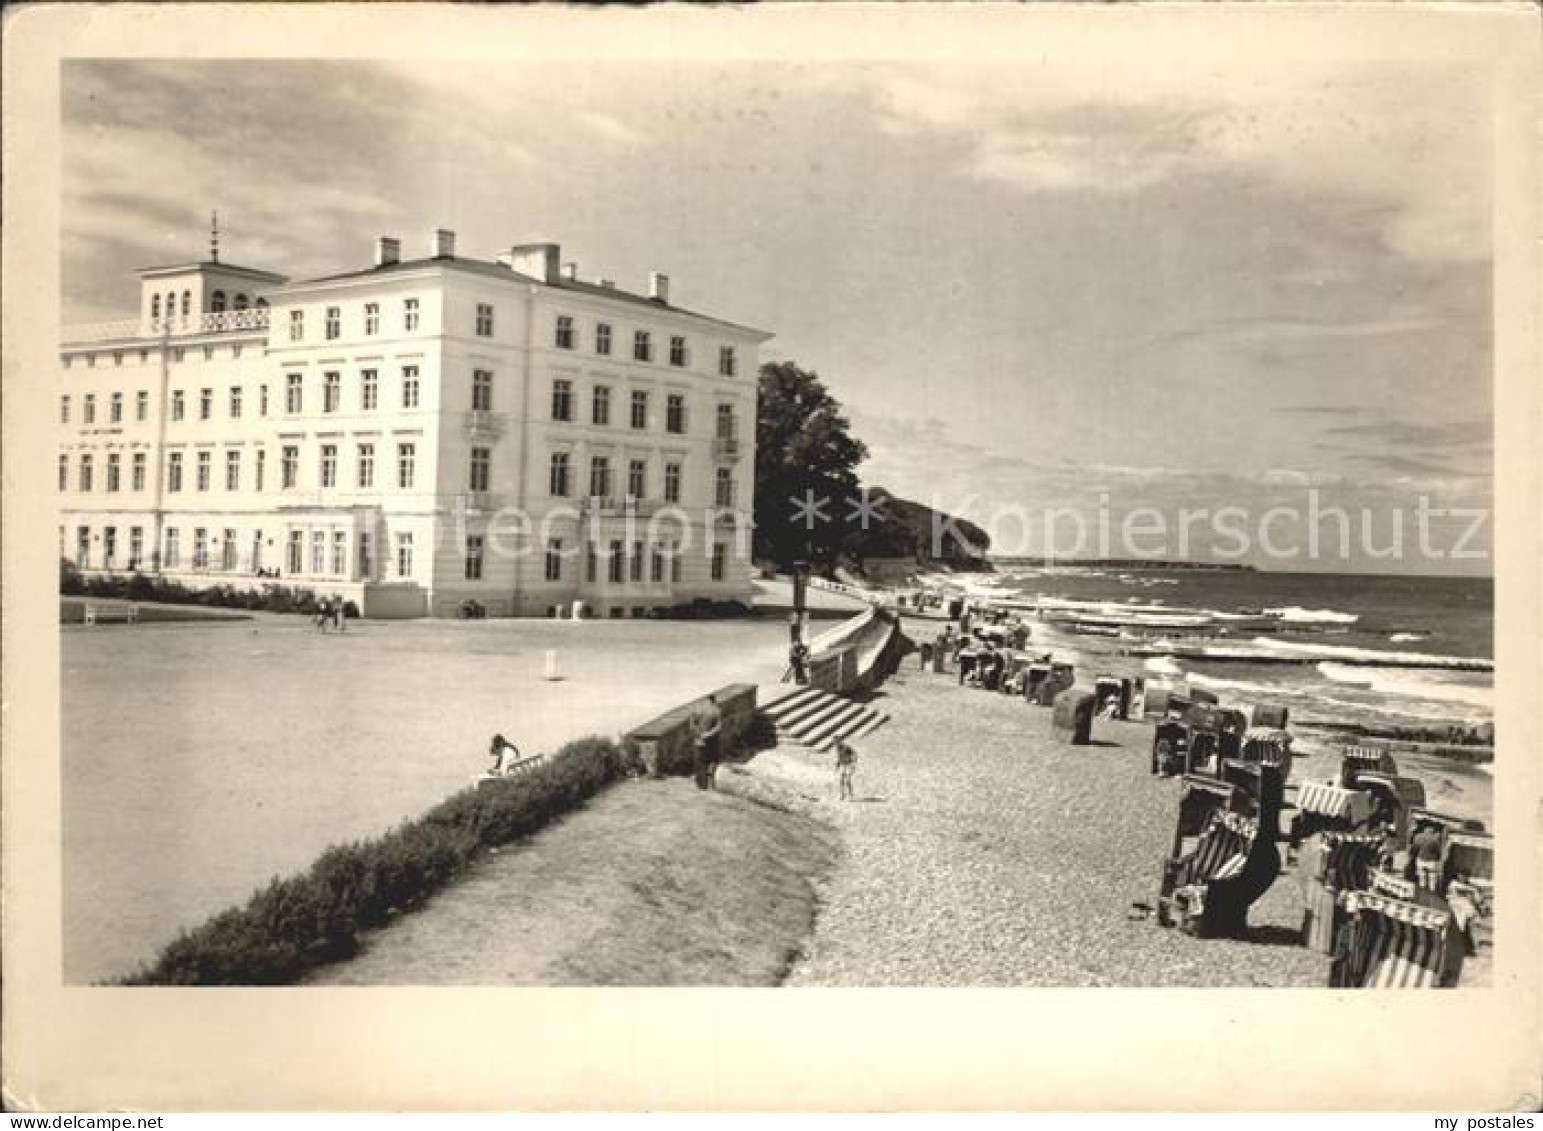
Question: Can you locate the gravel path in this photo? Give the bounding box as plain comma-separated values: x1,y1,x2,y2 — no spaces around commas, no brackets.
755,668,1329,987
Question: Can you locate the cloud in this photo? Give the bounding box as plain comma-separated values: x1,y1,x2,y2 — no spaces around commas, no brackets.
850,62,1489,265
1343,453,1488,479
1323,418,1493,451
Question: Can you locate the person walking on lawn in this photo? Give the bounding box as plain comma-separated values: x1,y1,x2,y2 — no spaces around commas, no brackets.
690,692,724,791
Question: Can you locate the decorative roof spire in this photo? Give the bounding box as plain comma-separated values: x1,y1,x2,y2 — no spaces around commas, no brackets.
210,210,220,264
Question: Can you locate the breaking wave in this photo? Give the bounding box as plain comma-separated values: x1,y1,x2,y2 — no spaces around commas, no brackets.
1316,662,1494,711
1265,605,1360,625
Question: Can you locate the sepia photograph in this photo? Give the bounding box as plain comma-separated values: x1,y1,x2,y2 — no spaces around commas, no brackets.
5,1,1540,1113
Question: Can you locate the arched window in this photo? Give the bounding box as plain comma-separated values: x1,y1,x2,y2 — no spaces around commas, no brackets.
211,290,227,313
167,293,178,319
151,295,161,320
234,293,249,311
180,291,191,317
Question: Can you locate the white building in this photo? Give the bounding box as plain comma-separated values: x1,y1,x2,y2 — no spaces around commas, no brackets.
59,229,771,617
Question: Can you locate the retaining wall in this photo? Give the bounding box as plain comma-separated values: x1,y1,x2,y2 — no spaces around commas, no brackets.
627,683,758,776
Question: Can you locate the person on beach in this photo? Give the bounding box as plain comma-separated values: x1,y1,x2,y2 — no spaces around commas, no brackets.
835,738,858,801
690,692,724,790
488,733,519,775
789,640,811,685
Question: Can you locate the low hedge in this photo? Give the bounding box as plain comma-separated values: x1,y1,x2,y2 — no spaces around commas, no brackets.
120,735,631,985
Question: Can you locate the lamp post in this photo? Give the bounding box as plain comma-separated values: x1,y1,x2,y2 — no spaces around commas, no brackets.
791,557,808,647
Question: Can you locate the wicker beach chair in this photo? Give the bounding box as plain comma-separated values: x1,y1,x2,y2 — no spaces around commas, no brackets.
1151,719,1190,776
1157,765,1284,938
1339,745,1398,787
1357,773,1429,851
1239,726,1294,783
1301,830,1383,953
1250,702,1290,729
1330,890,1465,988
1442,830,1495,949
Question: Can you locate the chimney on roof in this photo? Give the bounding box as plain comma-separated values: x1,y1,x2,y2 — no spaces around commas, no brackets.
432,229,456,259
501,243,562,284
376,237,401,267
649,272,670,304
598,278,615,289
562,262,578,281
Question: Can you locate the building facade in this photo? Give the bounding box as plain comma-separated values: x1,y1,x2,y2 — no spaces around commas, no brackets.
59,230,771,617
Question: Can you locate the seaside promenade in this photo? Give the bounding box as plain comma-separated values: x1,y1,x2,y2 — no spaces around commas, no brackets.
303,633,1331,987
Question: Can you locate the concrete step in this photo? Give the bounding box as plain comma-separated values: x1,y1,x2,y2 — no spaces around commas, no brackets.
780,695,858,735
801,703,876,747
807,710,890,751
761,687,824,720
774,690,845,729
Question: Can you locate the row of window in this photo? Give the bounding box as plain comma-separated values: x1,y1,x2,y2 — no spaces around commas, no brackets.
68,523,405,580
64,373,737,433
149,291,267,320
62,439,746,505
62,391,150,425
66,523,731,586
285,295,739,379
552,380,729,435
554,315,737,376
294,299,421,343
60,442,416,494
63,444,736,505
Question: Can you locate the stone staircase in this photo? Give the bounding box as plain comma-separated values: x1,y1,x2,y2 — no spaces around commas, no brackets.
758,686,890,752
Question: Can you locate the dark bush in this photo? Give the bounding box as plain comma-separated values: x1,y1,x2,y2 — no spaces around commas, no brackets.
119,734,626,986
656,598,753,620
61,562,337,619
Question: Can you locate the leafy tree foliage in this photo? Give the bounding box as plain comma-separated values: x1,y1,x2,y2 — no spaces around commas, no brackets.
754,361,869,568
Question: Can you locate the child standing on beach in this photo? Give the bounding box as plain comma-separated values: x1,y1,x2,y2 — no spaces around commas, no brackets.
835,739,858,801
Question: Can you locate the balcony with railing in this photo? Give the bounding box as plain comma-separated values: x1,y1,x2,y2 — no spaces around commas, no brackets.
581,495,663,518
464,410,508,438
62,308,273,346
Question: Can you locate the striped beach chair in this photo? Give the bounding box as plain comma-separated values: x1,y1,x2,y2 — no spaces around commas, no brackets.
1301,831,1382,953
1240,726,1293,782
1339,745,1397,787
1443,831,1495,949
1157,766,1284,938
1331,891,1464,989
1291,779,1375,843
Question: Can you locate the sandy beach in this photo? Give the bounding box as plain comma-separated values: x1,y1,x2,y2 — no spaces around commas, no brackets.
758,657,1327,987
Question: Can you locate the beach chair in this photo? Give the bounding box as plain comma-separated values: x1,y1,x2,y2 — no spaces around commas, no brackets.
1094,676,1128,719
1250,703,1289,729
1339,745,1398,787
1357,773,1429,851
1239,726,1293,783
1157,765,1284,938
1290,778,1375,844
1151,718,1190,776
1051,689,1095,745
1442,830,1494,949
1301,830,1383,953
1330,891,1465,988
1178,705,1218,775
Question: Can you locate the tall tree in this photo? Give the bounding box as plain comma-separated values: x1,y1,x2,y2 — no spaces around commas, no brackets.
754,361,869,569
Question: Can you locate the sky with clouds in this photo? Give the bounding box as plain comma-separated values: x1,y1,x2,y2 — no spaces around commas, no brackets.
61,57,1493,573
